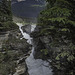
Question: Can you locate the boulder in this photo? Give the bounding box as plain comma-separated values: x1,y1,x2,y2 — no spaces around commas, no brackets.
21,24,31,34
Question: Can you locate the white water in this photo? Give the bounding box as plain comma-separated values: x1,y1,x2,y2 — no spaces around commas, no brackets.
17,23,53,75
17,23,33,44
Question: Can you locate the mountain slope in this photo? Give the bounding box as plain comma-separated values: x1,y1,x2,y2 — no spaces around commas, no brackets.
11,0,45,18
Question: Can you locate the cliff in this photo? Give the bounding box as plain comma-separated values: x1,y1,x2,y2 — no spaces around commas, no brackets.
0,25,30,75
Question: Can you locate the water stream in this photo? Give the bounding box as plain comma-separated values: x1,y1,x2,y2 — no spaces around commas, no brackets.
17,23,53,75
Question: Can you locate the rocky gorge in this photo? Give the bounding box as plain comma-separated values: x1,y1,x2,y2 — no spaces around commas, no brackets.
0,24,30,75
0,22,53,75
0,0,75,75
0,21,75,75
17,23,53,75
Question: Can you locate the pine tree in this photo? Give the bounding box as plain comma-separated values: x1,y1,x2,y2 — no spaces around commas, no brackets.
0,0,17,31
38,0,75,43
0,0,12,22
37,0,75,75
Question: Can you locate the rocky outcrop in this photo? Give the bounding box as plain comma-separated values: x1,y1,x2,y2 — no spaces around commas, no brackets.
0,28,30,75
31,25,75,75
32,35,52,59
0,31,9,50
21,24,31,34
30,26,51,59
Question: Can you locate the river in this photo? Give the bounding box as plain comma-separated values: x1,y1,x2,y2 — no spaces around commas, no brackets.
17,23,53,75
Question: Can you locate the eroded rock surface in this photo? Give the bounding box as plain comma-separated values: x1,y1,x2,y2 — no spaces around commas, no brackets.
0,29,30,75
21,24,31,34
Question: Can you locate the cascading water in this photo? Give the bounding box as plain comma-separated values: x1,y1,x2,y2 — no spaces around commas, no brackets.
17,23,53,75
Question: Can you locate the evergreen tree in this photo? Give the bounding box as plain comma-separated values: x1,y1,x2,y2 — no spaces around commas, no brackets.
37,0,75,75
38,0,75,41
0,0,17,31
0,0,12,22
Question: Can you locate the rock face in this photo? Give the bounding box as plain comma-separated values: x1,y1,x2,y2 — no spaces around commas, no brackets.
0,31,9,50
0,28,30,75
32,35,52,59
21,24,31,34
30,26,51,59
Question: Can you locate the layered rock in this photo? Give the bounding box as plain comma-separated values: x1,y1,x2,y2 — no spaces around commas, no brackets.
0,27,30,75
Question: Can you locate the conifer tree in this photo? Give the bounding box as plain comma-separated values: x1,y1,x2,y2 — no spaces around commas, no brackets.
38,0,75,43
37,0,75,74
0,0,12,22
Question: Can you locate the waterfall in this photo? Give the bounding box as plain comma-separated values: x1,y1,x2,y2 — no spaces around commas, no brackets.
17,23,53,75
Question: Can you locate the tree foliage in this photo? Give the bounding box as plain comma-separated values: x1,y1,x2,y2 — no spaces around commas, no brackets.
38,0,75,43
0,0,12,22
37,0,75,75
0,0,18,31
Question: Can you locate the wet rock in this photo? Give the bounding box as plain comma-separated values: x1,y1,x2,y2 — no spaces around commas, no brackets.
30,25,41,37
33,38,46,59
31,26,52,59
13,60,29,75
21,24,31,34
0,29,30,75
